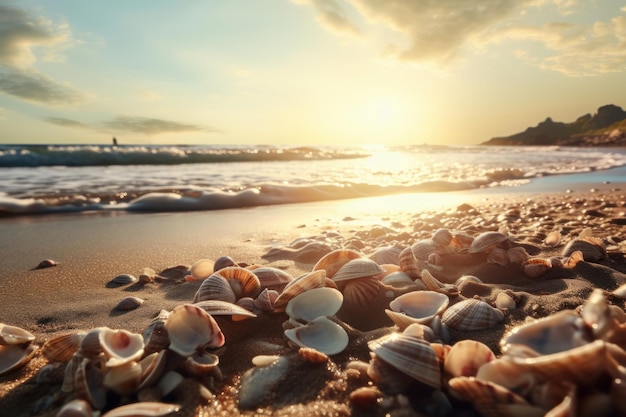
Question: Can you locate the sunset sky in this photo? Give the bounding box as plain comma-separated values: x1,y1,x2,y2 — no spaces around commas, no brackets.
1,0,625,146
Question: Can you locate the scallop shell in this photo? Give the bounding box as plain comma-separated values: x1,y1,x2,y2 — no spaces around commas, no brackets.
251,267,293,291
469,231,510,253
41,331,86,362
385,290,449,330
341,277,381,307
0,323,36,345
192,274,236,304
368,243,405,266
331,258,384,282
313,249,362,278
522,257,552,279
432,228,453,247
284,316,349,355
285,287,343,322
443,340,495,378
165,304,225,357
101,402,181,417
562,237,606,262
273,270,327,312
442,299,504,331
188,258,215,281
0,343,38,376
193,299,257,320
216,266,261,299
114,296,145,311
98,328,145,367
367,332,441,389
410,239,439,261
109,274,138,286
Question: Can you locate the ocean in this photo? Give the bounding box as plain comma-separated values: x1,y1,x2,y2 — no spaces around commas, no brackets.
1,143,626,216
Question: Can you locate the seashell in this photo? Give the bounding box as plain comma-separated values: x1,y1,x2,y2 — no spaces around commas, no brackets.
443,340,495,377
74,357,107,410
368,243,405,265
385,290,449,330
252,355,280,367
411,239,439,261
143,311,170,356
286,287,343,323
398,246,421,279
544,230,562,247
432,228,453,247
57,399,93,417
41,331,86,362
99,328,145,367
158,264,190,280
581,288,613,339
284,316,349,355
381,271,416,287
273,270,327,312
79,327,107,356
562,250,584,268
101,402,181,417
0,343,38,376
251,267,293,291
114,296,145,311
495,291,516,310
475,357,538,396
562,237,607,262
103,360,143,394
522,257,552,279
332,258,384,282
194,299,257,320
442,299,504,331
455,275,483,287
138,350,167,390
253,288,280,312
367,352,415,394
451,232,474,252
215,266,261,299
192,274,236,304
341,277,381,307
349,386,382,408
188,258,215,281
165,304,225,357
298,347,329,364
469,231,510,253
35,362,66,385
420,269,458,296
138,267,157,284
183,351,220,377
613,283,626,298
235,297,257,316
507,246,530,264
313,248,362,278
0,323,36,345
35,259,58,269
213,255,238,272
486,247,508,266
367,332,441,389
109,273,138,286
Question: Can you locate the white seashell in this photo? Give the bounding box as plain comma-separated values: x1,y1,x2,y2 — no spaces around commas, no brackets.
98,328,145,367
581,288,613,339
381,271,415,287
101,402,181,417
313,248,362,278
442,299,504,331
41,331,86,362
165,304,225,357
193,299,257,320
189,258,215,281
475,357,538,397
285,287,343,323
110,273,138,286
273,270,327,312
251,354,280,367
495,291,516,310
0,323,35,345
332,258,384,282
103,360,142,394
284,316,349,355
443,340,495,378
114,296,145,311
368,332,441,389
544,230,562,247
385,290,449,330
613,283,626,298
0,343,38,376
469,231,510,253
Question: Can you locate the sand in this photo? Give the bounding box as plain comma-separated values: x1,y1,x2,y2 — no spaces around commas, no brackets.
2,178,626,416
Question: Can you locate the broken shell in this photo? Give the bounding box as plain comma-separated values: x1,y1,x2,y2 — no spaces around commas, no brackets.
284,316,349,355
0,323,36,345
444,340,495,377
165,304,225,357
41,331,86,362
110,274,138,286
313,248,362,278
286,287,343,323
368,332,441,389
99,328,145,367
273,270,327,312
114,296,145,311
101,402,181,417
188,258,215,281
442,299,504,331
332,258,384,282
469,231,510,253
0,343,38,376
385,290,449,330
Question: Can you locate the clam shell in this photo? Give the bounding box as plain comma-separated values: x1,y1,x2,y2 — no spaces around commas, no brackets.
253,288,280,312
410,239,439,261
57,400,93,417
332,258,384,282
192,274,236,304
114,296,145,311
381,271,416,287
443,340,495,377
284,316,349,355
109,274,138,286
79,327,107,356
138,350,167,390
273,270,327,312
0,343,38,376
189,258,215,281
544,230,562,247
74,357,107,410
367,332,441,389
183,351,220,377
165,304,225,357
385,290,449,330
213,255,238,272
98,328,145,367
507,246,530,264
285,287,343,322
441,299,504,331
469,231,510,253
251,267,293,291
341,277,381,306
313,249,362,278
368,243,405,266
562,237,606,262
215,266,261,299
0,323,36,345
101,402,181,417
193,299,257,320
495,291,516,310
432,228,453,247
41,331,86,362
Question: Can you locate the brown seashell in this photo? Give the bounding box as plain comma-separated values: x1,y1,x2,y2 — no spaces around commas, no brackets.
183,351,220,377
215,266,261,299
253,288,280,312
41,331,86,362
487,247,509,266
563,250,584,268
103,360,142,395
410,239,439,261
213,255,238,272
298,347,329,364
469,231,510,253
341,277,381,307
35,259,58,269
192,274,236,304
420,269,458,296
273,270,327,312
544,230,562,247
442,299,504,331
143,311,170,356
74,357,107,410
522,257,552,279
432,228,453,247
251,267,293,291
313,248,362,278
57,399,93,417
349,386,382,408
562,238,606,262
194,299,257,320
398,246,421,279
444,340,495,377
114,296,145,311
138,350,167,390
188,258,215,281
507,246,530,264
109,274,138,286
0,343,38,376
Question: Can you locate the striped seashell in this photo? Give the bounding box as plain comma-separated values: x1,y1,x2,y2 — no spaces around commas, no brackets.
367,352,415,395
420,269,458,296
432,228,453,247
194,299,257,320
215,266,261,299
137,350,167,390
442,299,504,331
522,257,552,279
74,357,107,410
109,274,138,286
286,287,343,322
251,267,293,291
398,246,421,279
114,296,145,311
313,249,362,278
451,232,474,252
562,250,584,268
143,310,170,356
188,258,215,281
368,332,442,389
214,255,238,272
273,270,327,312
41,331,86,362
469,231,510,254
0,323,36,346
253,288,280,312
0,343,38,377
192,274,236,304
80,327,107,356
339,277,380,307
562,237,606,262
410,239,438,261
368,243,406,266
165,304,225,357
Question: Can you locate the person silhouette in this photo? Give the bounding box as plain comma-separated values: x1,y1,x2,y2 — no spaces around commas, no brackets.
112,137,118,147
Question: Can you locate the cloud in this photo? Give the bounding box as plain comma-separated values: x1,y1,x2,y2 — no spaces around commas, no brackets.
44,117,90,129
292,0,362,36
0,67,86,105
101,116,218,135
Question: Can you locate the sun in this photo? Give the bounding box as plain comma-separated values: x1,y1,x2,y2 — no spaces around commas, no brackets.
362,96,403,131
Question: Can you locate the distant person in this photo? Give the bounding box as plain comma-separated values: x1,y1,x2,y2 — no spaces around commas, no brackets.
112,137,118,147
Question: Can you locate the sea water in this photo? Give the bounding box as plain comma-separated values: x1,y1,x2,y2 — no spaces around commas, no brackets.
1,144,625,216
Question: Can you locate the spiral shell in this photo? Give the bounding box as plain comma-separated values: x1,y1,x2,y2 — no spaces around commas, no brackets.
442,299,504,331
398,246,421,279
216,266,261,299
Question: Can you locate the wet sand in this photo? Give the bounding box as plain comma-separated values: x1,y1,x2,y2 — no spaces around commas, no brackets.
2,178,626,416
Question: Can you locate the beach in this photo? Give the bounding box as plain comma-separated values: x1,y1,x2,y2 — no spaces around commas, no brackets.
2,175,626,416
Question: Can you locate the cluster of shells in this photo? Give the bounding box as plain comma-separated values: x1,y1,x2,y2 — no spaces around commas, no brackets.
1,224,625,416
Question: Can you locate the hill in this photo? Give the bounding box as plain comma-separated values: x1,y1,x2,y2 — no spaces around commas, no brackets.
482,104,626,146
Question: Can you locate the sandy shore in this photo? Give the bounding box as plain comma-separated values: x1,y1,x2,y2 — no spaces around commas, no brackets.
2,177,626,416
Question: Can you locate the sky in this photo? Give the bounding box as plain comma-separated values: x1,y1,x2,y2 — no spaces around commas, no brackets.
0,0,625,146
